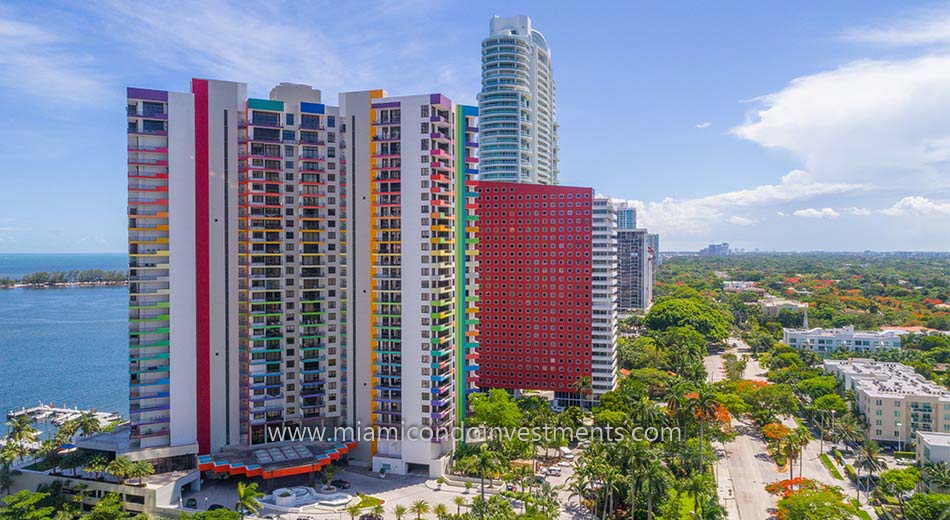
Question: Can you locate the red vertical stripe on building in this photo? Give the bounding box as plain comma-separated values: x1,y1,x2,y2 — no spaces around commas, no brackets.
192,78,211,454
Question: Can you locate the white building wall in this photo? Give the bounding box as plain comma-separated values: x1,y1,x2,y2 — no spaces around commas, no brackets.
167,91,198,448
204,80,246,451
339,89,378,466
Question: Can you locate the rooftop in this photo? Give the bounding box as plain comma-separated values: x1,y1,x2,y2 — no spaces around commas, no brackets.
786,325,902,338
824,359,950,400
918,431,950,448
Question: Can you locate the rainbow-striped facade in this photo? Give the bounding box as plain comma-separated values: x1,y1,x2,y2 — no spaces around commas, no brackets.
125,82,477,477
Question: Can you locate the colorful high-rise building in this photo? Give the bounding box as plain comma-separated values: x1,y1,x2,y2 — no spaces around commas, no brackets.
125,80,477,478
478,15,558,185
476,183,616,407
341,91,479,475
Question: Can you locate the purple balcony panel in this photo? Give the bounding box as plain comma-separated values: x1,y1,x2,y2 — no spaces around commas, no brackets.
127,87,168,102
372,101,401,109
430,93,451,108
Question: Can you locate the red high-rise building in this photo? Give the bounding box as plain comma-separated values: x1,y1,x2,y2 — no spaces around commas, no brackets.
477,182,597,399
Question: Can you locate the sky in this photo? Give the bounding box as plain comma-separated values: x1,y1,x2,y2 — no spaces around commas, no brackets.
2,1,950,252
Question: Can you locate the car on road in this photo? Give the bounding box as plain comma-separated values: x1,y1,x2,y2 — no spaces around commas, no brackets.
546,466,562,476
558,461,572,467
331,479,351,489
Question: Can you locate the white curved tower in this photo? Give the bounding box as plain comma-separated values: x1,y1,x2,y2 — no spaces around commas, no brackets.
478,15,558,185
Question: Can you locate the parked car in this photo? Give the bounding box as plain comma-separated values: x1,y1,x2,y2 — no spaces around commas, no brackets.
208,504,228,511
184,498,197,509
359,514,383,520
546,466,561,476
558,461,572,467
331,479,351,489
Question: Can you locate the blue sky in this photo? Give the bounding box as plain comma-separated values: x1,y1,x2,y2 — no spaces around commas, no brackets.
2,1,950,252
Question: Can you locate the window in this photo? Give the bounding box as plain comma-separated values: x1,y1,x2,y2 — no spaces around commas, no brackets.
286,113,295,125
327,115,335,127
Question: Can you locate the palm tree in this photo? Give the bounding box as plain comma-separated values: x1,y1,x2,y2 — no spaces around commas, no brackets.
624,440,649,519
474,447,498,500
640,456,671,520
234,481,264,519
129,460,155,486
321,463,342,489
346,504,362,519
452,495,466,516
84,455,108,480
106,456,134,484
688,387,719,475
923,461,950,492
781,436,804,481
854,440,885,501
393,504,408,520
5,416,37,446
835,415,864,450
371,503,384,519
60,451,85,477
793,426,812,478
599,463,622,520
77,413,101,438
665,389,689,433
684,473,714,517
0,462,15,497
409,499,430,519
432,503,448,519
572,376,593,408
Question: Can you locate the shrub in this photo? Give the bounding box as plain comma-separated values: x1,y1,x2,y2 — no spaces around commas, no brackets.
893,451,916,460
845,464,858,482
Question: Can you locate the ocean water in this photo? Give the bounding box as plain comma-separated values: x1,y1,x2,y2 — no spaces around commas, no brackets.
0,253,127,278
0,285,129,437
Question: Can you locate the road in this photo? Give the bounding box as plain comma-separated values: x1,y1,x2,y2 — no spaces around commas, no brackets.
708,339,876,520
708,339,779,519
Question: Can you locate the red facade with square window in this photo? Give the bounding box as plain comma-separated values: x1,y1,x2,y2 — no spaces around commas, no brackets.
476,182,595,392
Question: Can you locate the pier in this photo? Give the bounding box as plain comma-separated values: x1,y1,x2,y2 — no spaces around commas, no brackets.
6,402,122,428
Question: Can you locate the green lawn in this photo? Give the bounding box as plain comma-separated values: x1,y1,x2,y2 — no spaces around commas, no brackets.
819,453,844,480
354,494,383,508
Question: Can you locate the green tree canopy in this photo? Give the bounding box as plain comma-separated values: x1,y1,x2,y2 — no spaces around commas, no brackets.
643,298,730,341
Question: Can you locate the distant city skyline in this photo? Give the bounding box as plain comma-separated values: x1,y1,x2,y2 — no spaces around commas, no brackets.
2,1,950,252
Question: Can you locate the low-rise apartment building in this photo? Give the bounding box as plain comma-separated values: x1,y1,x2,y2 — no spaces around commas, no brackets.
785,326,902,355
760,297,808,317
824,359,950,447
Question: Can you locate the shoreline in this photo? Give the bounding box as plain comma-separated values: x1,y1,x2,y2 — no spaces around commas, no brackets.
0,281,128,289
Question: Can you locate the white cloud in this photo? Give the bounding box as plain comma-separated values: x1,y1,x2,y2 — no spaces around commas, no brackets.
842,8,950,47
792,207,840,218
617,169,867,234
731,54,950,190
93,0,462,99
97,0,346,94
844,207,872,216
880,196,950,216
0,15,111,104
727,216,757,226
695,121,712,129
